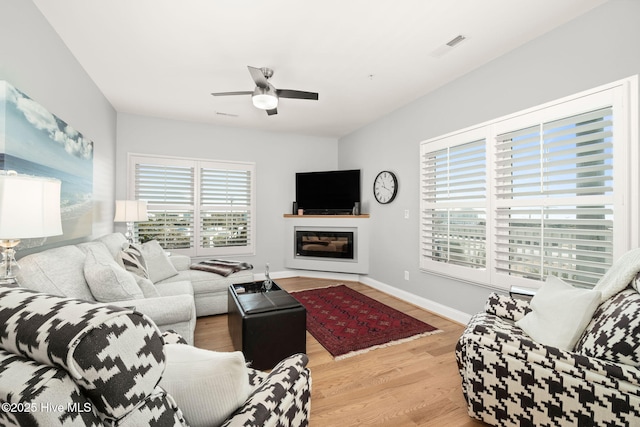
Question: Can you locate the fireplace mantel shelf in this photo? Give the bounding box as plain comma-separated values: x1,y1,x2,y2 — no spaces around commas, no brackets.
282,214,370,218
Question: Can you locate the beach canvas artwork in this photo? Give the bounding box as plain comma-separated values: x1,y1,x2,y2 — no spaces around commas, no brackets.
0,81,93,248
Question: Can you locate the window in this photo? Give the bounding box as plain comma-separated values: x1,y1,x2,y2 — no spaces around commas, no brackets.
129,154,255,257
420,77,638,290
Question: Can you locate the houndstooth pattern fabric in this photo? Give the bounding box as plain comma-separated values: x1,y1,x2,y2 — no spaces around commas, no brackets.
0,349,102,426
221,353,311,427
576,287,640,367
248,368,268,389
457,291,640,426
161,330,189,345
485,293,532,322
0,287,186,425
103,387,188,427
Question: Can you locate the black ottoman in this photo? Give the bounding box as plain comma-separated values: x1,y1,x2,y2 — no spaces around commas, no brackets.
227,281,306,370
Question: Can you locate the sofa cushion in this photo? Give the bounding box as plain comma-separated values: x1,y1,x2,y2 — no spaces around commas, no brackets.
160,269,253,295
135,275,161,298
575,287,640,366
84,244,144,302
15,245,95,301
118,242,150,279
141,240,179,283
93,232,128,259
160,344,251,427
155,280,194,298
516,275,601,351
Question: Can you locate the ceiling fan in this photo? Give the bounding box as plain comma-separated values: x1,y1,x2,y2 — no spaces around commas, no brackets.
211,66,319,116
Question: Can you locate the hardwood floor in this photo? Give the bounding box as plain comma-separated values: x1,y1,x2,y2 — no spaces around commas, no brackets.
194,277,487,426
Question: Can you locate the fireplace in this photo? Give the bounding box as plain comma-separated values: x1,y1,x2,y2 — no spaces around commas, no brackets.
285,216,369,274
295,228,355,260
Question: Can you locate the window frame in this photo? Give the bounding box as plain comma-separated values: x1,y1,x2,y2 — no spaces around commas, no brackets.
127,153,256,258
419,76,638,291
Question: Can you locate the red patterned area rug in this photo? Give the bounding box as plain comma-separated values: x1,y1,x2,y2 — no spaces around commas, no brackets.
290,285,441,360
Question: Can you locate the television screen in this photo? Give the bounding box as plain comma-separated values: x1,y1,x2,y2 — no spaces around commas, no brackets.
296,169,360,214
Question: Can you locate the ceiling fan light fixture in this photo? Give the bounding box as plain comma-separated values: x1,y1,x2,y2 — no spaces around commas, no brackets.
252,86,278,110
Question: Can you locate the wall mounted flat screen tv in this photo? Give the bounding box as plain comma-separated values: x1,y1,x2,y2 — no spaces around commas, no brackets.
296,169,360,214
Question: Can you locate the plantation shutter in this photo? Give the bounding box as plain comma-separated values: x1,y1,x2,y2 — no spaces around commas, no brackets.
494,107,614,287
134,161,195,249
129,154,256,256
420,138,487,270
199,164,254,254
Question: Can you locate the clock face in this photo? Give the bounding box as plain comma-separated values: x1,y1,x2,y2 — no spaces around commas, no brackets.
373,171,398,204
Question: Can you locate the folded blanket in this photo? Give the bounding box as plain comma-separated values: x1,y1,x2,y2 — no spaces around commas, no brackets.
190,259,253,277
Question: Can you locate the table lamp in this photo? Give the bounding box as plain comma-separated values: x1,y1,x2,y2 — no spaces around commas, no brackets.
114,200,148,243
0,171,63,281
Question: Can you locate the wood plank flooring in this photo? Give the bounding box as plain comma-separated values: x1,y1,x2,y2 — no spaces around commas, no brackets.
194,277,487,426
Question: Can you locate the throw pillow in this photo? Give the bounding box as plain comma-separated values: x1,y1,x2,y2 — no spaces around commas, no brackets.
159,344,251,427
575,288,640,366
140,240,179,283
515,275,601,351
118,242,149,279
84,246,144,302
134,275,161,298
592,247,640,302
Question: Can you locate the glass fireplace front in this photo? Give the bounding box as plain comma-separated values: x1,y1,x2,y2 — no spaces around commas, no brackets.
295,228,355,260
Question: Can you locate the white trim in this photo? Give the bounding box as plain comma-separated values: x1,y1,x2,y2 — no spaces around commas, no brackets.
359,276,472,325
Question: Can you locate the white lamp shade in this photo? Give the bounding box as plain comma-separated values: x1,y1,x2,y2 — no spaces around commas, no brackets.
0,173,63,239
114,200,148,222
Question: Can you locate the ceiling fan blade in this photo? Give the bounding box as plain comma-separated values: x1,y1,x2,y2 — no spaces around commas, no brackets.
211,91,253,96
266,108,278,116
248,66,269,88
277,89,319,100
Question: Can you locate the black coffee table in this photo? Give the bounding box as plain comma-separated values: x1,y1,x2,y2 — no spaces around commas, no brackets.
227,281,306,370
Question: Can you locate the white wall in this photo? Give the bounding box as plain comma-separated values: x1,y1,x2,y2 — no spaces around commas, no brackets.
116,113,338,272
339,0,640,316
0,0,117,245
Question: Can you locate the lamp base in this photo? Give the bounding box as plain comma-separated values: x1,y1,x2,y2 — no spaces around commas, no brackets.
124,222,134,244
0,239,21,281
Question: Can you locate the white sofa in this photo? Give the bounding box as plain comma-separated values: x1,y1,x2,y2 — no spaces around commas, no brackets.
15,233,254,345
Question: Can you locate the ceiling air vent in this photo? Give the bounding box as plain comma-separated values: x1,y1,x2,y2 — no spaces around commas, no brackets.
446,35,466,47
430,34,468,58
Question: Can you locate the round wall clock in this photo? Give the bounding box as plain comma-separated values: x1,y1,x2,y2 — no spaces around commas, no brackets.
373,171,398,204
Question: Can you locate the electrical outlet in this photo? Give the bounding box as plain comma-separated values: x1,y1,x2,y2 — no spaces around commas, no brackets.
404,209,410,219
404,270,409,281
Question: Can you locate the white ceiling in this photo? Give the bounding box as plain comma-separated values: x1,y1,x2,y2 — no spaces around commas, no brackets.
32,0,607,138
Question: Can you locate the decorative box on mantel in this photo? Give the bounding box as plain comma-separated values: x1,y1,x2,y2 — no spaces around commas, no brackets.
283,214,370,274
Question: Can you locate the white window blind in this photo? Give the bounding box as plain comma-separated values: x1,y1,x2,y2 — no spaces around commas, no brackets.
421,138,487,269
494,107,614,287
129,154,255,257
200,166,253,251
135,162,195,249
419,77,637,290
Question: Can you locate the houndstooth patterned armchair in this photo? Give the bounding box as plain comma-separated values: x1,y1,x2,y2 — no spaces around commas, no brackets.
0,287,311,426
456,284,640,426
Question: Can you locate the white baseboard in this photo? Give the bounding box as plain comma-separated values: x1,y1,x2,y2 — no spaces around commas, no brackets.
358,276,472,325
268,269,472,325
